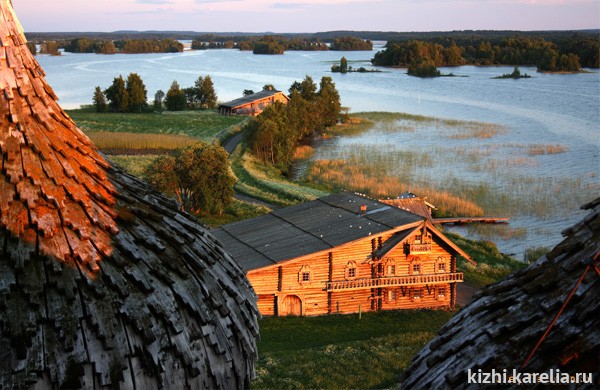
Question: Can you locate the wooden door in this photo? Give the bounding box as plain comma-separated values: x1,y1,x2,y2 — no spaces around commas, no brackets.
281,295,302,316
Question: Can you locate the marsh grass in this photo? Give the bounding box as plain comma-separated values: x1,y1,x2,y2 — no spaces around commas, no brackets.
292,145,315,161
254,310,454,389
527,144,569,156
88,131,197,150
306,159,484,217
305,113,599,220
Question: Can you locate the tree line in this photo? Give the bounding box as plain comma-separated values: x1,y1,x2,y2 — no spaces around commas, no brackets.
92,73,217,113
33,38,184,54
371,35,598,72
246,76,343,172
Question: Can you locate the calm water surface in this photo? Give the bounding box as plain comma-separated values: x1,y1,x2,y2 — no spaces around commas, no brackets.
37,47,600,259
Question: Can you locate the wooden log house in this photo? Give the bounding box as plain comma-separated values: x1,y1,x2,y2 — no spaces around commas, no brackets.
218,89,289,116
401,197,600,388
0,1,259,388
213,193,475,317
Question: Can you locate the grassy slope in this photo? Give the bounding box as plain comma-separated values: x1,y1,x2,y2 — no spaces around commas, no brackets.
255,310,454,389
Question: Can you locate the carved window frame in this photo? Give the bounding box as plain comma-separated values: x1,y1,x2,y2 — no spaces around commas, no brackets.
299,265,311,284
345,261,358,280
437,286,446,300
410,256,422,275
436,256,447,273
412,287,422,301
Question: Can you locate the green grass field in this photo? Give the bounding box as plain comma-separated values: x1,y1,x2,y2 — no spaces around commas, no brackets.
254,310,454,389
67,109,246,140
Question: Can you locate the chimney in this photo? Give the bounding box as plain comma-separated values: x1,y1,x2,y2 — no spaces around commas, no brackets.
360,204,367,214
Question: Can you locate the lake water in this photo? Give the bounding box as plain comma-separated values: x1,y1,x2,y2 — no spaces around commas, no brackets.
36,46,600,259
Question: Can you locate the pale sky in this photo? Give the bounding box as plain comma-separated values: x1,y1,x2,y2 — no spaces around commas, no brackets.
14,0,600,33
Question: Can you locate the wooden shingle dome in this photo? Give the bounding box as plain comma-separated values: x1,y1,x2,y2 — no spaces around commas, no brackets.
0,1,259,388
401,198,600,389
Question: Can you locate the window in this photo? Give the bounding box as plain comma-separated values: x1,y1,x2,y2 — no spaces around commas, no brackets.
437,257,447,273
387,290,396,301
413,288,422,299
299,265,311,284
412,263,421,274
414,235,422,244
345,261,358,280
438,287,446,298
387,265,396,276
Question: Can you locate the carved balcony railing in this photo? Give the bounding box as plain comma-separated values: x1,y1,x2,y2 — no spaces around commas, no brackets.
325,272,463,291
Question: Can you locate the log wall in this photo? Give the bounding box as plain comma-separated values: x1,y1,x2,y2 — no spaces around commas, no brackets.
247,225,461,316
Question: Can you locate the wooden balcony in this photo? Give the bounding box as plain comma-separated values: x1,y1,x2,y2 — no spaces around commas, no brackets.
325,272,463,292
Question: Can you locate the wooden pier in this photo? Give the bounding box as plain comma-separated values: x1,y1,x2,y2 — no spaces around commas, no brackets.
433,217,510,225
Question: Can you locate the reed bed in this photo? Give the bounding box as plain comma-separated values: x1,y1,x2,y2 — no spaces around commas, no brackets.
306,159,484,217
527,144,569,156
88,131,197,150
305,112,598,220
292,145,316,161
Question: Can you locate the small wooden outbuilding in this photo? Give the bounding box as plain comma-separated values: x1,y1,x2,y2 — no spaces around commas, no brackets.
0,1,259,388
218,90,289,116
213,193,475,317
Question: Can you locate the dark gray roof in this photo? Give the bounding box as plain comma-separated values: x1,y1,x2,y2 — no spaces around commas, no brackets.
212,193,424,271
219,90,288,109
401,197,600,389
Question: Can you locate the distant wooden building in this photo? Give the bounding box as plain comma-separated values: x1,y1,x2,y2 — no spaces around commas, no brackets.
219,90,289,116
213,193,475,317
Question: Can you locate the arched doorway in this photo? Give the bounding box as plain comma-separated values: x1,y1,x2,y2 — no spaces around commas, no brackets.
280,295,302,316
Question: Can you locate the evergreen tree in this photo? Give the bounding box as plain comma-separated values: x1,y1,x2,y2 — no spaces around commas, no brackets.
200,75,217,109
153,90,164,110
92,86,107,113
104,75,129,112
340,57,348,73
165,81,187,111
317,76,341,127
126,73,148,113
192,76,204,108
243,89,255,96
